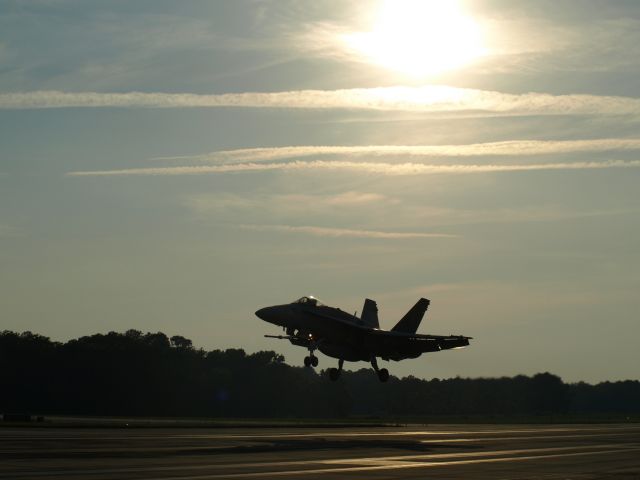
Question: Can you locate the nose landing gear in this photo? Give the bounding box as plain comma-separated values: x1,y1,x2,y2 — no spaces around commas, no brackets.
304,355,319,368
304,339,320,368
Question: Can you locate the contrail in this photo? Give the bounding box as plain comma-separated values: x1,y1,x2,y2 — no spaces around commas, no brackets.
238,224,457,239
67,159,640,176
152,139,640,164
3,87,640,115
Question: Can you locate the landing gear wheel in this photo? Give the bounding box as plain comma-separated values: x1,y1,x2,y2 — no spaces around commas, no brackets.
303,356,311,367
329,368,340,381
377,368,389,383
311,356,319,367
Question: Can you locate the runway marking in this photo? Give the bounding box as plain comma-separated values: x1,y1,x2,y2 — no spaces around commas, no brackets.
0,432,629,454
2,433,637,462
201,443,640,469
155,446,640,479
5,443,640,478
420,431,636,443
174,425,640,440
1,431,633,456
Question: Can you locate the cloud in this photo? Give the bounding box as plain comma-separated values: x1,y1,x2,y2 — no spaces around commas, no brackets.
186,191,389,216
68,159,640,177
184,193,633,231
407,205,637,228
238,224,456,239
3,86,640,115
154,139,640,164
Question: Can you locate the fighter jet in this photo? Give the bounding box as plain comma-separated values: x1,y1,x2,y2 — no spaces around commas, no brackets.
256,296,471,382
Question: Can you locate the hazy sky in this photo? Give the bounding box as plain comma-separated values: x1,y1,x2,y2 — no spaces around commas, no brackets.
1,0,639,383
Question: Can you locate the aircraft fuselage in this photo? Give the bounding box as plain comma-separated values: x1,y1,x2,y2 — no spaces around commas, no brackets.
257,296,471,381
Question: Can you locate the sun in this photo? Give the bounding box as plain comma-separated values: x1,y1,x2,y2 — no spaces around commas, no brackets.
343,0,486,78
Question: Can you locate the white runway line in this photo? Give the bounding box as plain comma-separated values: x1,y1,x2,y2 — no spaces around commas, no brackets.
177,425,640,440
1,431,632,456
4,425,639,442
2,430,637,464
156,446,640,479
421,431,635,443
6,442,640,478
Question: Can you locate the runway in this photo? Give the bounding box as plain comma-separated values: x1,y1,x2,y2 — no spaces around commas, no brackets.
2,423,640,479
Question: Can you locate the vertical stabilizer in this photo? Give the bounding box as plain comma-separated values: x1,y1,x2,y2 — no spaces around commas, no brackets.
391,298,430,333
361,299,379,329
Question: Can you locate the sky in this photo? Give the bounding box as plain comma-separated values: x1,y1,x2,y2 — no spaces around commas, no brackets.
1,0,639,383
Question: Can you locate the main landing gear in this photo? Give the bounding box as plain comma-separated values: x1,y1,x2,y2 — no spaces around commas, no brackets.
371,356,389,382
328,359,344,381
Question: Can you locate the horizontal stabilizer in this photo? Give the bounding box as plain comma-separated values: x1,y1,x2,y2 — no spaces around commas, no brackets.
361,298,379,328
391,298,430,334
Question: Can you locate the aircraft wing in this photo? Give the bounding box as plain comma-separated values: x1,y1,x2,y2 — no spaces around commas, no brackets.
406,332,472,347
366,330,471,359
304,308,471,349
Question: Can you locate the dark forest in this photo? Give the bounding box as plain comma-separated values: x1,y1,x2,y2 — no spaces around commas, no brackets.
2,330,639,419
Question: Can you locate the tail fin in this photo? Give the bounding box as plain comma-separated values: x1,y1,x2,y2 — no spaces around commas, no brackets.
361,299,379,329
391,298,430,333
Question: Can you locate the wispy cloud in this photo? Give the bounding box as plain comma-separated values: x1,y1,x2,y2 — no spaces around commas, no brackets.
185,193,634,230
186,192,392,217
3,87,640,115
238,224,456,239
154,139,640,164
68,159,640,177
408,205,638,227
310,191,387,206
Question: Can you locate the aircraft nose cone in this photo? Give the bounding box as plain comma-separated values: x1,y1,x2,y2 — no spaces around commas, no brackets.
256,306,282,325
256,306,284,325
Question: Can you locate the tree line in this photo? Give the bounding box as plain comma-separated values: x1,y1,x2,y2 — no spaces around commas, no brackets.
1,330,638,418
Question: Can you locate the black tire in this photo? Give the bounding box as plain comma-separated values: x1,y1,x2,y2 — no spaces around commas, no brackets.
311,356,319,367
378,368,389,382
303,356,311,367
329,368,340,381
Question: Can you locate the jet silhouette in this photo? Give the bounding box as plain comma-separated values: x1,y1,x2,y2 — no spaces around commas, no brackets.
256,296,471,382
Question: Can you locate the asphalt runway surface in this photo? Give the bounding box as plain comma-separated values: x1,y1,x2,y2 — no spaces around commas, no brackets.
2,424,640,479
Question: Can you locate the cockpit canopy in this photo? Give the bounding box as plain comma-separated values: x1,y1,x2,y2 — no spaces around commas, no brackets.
293,296,325,307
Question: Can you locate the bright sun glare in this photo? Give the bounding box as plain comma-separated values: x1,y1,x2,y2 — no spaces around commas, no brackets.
343,0,486,77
